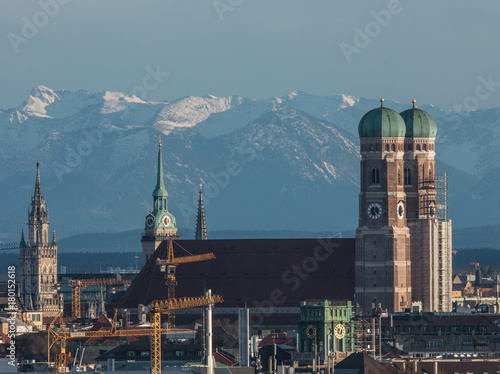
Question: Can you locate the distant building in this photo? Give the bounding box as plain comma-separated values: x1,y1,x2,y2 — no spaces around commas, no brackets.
19,163,60,316
381,312,500,358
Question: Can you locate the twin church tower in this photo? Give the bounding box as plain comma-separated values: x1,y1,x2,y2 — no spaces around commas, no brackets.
356,99,452,313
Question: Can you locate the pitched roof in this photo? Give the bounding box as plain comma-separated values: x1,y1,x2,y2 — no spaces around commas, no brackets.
335,352,394,373
119,238,355,311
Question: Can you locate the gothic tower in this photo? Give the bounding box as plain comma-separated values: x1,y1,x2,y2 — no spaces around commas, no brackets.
142,135,179,266
400,100,452,312
195,184,207,240
355,99,412,314
19,163,60,316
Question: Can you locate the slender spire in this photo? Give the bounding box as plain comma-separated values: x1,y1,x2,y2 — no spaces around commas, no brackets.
380,98,384,108
412,99,416,109
20,229,25,245
195,184,207,240
34,162,42,200
152,134,168,198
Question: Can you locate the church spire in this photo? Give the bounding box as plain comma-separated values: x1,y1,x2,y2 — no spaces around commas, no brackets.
152,135,168,199
195,184,207,240
20,229,25,245
34,162,42,201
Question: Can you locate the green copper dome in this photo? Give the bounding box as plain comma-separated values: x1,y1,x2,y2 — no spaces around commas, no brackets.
399,102,437,138
358,100,406,138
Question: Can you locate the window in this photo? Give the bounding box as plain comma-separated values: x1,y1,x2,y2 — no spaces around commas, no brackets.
423,144,427,151
398,168,401,185
370,144,374,151
404,166,412,185
371,166,380,184
434,325,445,333
391,144,395,152
385,144,389,152
463,325,474,333
416,144,421,151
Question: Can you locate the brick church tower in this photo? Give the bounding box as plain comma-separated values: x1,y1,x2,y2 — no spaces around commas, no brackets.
355,99,411,314
401,100,452,312
355,99,452,314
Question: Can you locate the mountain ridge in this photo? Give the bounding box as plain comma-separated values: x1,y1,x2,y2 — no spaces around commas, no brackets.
0,86,498,242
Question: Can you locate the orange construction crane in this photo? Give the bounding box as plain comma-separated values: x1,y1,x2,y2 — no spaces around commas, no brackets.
71,278,132,318
156,240,215,327
48,294,223,374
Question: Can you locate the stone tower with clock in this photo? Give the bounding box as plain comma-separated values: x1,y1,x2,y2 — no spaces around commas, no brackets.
142,136,179,266
355,99,412,314
19,163,61,316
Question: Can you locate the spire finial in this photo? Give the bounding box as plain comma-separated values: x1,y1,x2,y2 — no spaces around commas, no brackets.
412,99,416,109
159,134,162,148
20,228,25,244
380,98,384,108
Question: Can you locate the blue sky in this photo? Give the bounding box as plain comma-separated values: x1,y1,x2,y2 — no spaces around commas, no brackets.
2,0,500,110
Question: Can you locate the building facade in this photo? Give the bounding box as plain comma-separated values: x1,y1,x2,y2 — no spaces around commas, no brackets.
355,100,452,314
19,163,60,316
141,135,179,266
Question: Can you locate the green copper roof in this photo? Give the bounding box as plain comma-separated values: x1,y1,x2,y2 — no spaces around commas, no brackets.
399,103,437,138
358,101,406,138
152,142,168,198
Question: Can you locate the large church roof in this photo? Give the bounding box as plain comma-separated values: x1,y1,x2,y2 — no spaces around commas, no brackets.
119,238,355,310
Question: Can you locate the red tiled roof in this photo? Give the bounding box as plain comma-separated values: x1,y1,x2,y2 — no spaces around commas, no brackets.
90,314,113,331
259,334,294,348
119,238,355,310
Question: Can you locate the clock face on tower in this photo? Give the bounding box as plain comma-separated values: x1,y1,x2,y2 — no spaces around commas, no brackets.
146,215,154,227
397,201,405,219
334,323,345,339
305,324,316,339
163,215,171,227
368,203,382,219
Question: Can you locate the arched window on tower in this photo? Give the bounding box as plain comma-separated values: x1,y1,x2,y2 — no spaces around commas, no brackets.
371,166,380,184
423,144,427,151
398,167,402,185
416,144,421,151
391,144,395,152
404,166,412,185
370,144,374,152
385,144,389,152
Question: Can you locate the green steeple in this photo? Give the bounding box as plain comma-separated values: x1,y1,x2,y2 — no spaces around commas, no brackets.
145,135,177,231
153,135,168,199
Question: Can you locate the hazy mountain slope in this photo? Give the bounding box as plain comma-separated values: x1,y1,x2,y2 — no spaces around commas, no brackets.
0,86,497,242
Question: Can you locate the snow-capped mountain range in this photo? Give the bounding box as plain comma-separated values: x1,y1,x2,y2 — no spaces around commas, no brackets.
1,85,498,243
